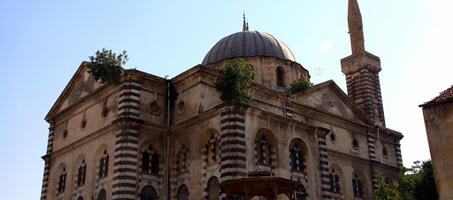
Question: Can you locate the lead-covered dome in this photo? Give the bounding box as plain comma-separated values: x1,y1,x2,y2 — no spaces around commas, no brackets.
202,31,296,65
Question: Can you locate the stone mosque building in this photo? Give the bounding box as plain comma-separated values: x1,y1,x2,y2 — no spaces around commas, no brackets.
40,0,403,199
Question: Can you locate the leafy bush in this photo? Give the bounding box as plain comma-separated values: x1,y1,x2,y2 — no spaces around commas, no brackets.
87,48,128,84
215,59,255,103
289,78,313,94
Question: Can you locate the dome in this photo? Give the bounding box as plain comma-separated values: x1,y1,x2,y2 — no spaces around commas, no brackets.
202,31,296,65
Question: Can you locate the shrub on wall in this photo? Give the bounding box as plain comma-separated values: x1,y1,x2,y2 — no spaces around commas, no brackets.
215,59,255,103
87,48,128,84
289,78,313,95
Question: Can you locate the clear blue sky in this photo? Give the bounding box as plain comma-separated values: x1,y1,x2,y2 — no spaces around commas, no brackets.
1,0,451,199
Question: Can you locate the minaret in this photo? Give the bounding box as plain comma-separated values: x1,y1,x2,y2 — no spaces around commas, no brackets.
341,0,385,126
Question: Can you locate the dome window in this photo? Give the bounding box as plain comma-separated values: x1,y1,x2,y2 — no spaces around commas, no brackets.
276,66,285,87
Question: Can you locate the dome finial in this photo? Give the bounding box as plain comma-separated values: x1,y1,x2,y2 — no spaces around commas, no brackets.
243,12,249,32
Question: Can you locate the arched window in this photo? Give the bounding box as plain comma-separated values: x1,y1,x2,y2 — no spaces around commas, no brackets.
141,145,160,175
295,185,308,200
77,197,83,200
151,153,159,174
177,184,189,200
77,159,87,187
329,168,341,194
142,150,150,172
382,147,388,158
176,145,188,174
207,177,220,200
290,141,306,173
205,134,219,165
57,168,66,193
256,134,272,165
352,173,364,198
352,138,360,151
98,150,109,178
276,67,285,87
140,185,158,200
97,189,106,200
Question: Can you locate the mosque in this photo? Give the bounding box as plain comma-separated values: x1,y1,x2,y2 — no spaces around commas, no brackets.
40,0,403,199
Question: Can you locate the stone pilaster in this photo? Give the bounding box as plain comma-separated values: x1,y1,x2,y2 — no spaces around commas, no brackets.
219,104,248,182
367,136,376,161
112,79,143,200
317,127,331,199
367,135,379,190
40,123,55,200
395,143,403,167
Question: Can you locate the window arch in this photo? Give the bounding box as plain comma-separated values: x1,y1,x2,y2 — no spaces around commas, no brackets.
77,196,84,200
97,189,106,200
352,172,365,198
276,66,285,87
289,139,307,173
176,144,188,174
329,168,342,194
141,145,160,175
255,130,276,166
140,185,158,200
295,185,308,200
177,184,189,200
57,167,66,194
77,159,87,187
98,150,109,178
205,134,219,165
207,177,220,200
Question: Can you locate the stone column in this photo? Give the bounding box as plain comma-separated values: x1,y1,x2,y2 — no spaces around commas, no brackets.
40,122,55,200
316,127,331,199
112,79,143,200
219,104,248,182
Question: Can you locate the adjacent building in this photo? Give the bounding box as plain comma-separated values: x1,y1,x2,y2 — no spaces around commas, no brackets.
421,86,453,200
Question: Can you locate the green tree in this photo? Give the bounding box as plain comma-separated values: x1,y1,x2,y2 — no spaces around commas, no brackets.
289,78,313,95
215,59,255,103
413,161,438,200
374,160,438,200
87,48,128,84
374,173,401,200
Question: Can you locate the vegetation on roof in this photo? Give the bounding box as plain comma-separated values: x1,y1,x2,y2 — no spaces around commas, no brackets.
215,59,255,103
87,48,128,85
289,78,313,95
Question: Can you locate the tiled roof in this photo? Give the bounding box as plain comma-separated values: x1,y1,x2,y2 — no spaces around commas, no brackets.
422,85,453,107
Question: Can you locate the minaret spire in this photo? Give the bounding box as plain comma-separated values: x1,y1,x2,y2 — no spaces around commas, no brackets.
341,0,385,126
348,0,365,55
243,12,249,32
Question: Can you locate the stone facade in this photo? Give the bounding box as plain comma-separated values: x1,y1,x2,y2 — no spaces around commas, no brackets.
421,86,453,200
40,1,403,199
